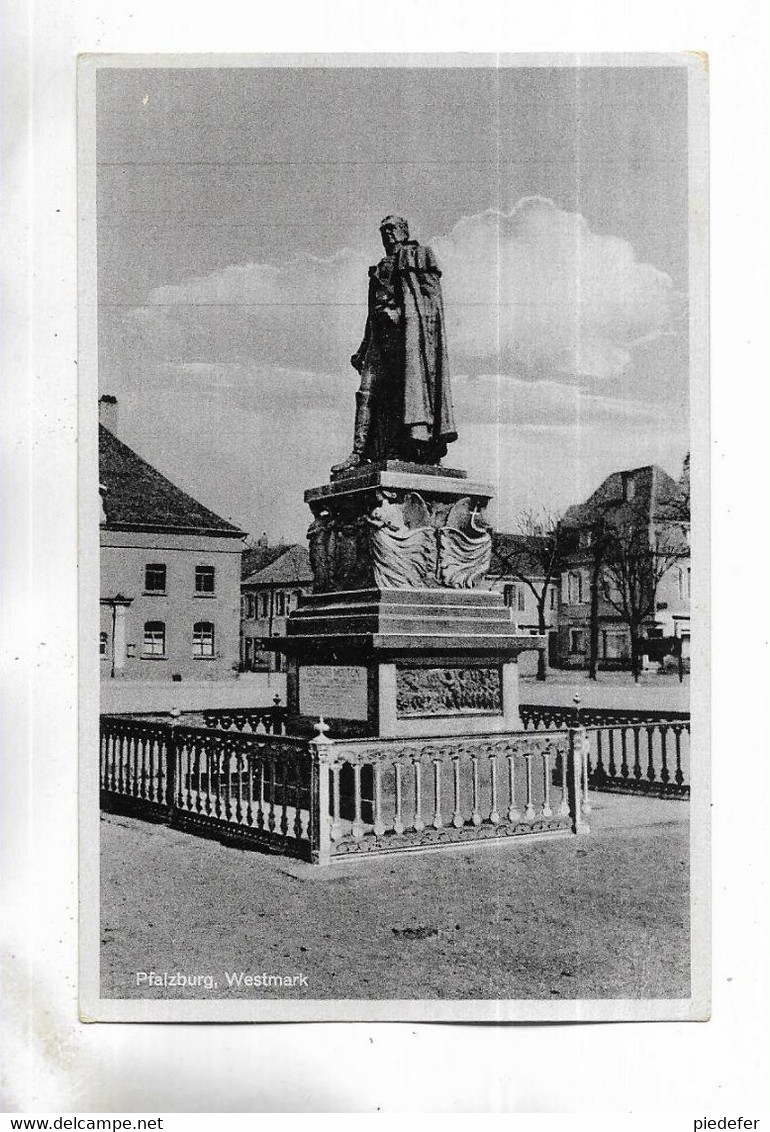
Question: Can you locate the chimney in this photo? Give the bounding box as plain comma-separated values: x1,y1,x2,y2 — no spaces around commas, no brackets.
258,531,268,548
99,395,118,434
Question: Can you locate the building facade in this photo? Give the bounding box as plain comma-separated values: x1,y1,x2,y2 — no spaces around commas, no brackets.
99,399,246,681
554,464,690,670
241,545,313,672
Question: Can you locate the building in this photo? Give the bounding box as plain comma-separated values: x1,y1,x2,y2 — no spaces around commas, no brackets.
554,464,690,670
99,397,246,681
241,544,313,672
486,532,560,674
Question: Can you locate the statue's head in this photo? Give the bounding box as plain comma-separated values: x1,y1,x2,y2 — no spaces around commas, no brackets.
379,215,410,253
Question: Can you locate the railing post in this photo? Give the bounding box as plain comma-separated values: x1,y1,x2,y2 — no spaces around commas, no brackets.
166,709,180,820
309,717,334,867
567,723,591,836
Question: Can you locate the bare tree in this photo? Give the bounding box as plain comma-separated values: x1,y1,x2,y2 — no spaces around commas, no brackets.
600,505,688,682
492,509,566,681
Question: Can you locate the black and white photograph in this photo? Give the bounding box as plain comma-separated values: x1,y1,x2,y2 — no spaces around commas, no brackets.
78,53,708,1023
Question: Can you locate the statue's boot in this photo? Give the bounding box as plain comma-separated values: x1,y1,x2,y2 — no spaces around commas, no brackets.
331,391,372,474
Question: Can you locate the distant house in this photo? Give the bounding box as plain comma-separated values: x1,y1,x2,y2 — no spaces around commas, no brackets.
99,396,246,681
241,544,314,672
486,532,560,675
555,464,690,670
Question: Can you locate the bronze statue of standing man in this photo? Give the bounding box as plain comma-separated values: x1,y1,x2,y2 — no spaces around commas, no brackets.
332,216,458,475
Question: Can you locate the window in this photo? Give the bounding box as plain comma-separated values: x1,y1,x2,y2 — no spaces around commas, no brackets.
503,584,515,608
676,566,692,601
602,630,628,660
275,591,286,616
570,629,586,654
567,571,584,604
193,621,215,658
100,631,108,657
144,563,166,593
516,586,526,613
621,471,636,501
143,621,166,656
195,565,215,594
260,593,270,618
549,587,557,611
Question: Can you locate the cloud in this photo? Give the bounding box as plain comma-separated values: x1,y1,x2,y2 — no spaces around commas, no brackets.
433,198,678,379
142,198,681,383
452,373,666,429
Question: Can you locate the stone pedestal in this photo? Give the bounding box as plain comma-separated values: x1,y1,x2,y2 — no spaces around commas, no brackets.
271,462,545,738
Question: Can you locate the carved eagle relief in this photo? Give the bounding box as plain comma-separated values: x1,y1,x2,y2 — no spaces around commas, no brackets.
367,491,492,590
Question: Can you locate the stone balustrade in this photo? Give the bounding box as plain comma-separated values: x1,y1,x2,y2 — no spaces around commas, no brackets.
100,714,590,865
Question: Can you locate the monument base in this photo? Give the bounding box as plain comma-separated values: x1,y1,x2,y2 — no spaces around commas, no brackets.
272,465,544,738
271,587,544,739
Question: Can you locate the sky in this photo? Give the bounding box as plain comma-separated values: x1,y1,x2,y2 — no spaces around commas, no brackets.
96,62,690,541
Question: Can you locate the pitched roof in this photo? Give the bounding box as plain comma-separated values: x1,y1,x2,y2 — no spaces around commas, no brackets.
99,424,244,536
242,544,313,586
489,532,550,578
241,543,294,580
562,465,687,530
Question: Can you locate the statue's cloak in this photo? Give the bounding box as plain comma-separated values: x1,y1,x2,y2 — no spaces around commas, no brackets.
394,242,457,449
358,241,457,461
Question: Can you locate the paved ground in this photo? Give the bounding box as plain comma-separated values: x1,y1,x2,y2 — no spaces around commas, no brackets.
102,671,688,716
101,672,288,715
100,794,689,1002
520,671,689,712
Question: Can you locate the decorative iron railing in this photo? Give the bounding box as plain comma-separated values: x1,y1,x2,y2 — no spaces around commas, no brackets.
519,704,691,797
100,715,590,865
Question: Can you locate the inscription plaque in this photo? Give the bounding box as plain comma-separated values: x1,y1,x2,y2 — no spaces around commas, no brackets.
299,664,369,721
396,666,503,717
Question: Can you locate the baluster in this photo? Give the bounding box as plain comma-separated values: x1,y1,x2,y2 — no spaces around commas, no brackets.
196,741,205,813
138,733,147,799
595,730,605,783
506,750,520,822
255,751,265,831
131,733,139,795
267,756,277,832
646,725,656,783
607,729,617,778
620,728,629,781
234,748,243,824
633,727,642,780
432,757,444,829
117,732,126,793
224,741,235,822
413,758,425,832
541,749,552,818
659,725,670,785
470,755,482,826
451,756,464,828
184,739,193,811
245,747,254,827
293,754,304,840
177,738,186,809
159,733,168,805
351,763,365,840
393,762,404,835
558,742,569,816
330,763,342,841
674,725,685,787
488,752,500,825
523,754,535,820
373,763,386,837
279,757,289,836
